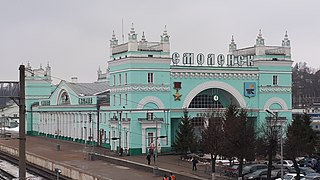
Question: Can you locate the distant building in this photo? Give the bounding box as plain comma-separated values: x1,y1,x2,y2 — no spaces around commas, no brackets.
25,27,293,155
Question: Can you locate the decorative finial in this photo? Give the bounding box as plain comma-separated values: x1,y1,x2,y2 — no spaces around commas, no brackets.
282,31,290,47
231,35,234,42
258,29,262,37
141,31,146,41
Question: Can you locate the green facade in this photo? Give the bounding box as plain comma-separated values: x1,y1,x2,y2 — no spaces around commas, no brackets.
25,29,292,155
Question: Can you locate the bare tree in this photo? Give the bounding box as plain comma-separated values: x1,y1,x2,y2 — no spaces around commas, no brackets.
201,112,224,173
257,114,280,180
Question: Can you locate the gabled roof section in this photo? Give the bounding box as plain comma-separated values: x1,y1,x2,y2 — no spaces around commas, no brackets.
65,81,109,96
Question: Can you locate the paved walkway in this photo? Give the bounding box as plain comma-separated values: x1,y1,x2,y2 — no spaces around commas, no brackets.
0,134,229,180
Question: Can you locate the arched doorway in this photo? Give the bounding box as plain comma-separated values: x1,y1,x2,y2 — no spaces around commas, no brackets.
188,88,241,139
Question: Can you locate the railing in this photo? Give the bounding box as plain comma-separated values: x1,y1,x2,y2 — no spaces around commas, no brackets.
112,43,128,55
138,118,163,122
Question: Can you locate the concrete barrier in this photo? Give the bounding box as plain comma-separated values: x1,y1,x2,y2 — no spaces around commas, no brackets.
0,144,107,180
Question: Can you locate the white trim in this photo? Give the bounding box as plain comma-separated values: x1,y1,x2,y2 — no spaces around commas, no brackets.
264,97,289,110
137,96,165,109
110,68,170,74
109,58,171,67
182,81,246,108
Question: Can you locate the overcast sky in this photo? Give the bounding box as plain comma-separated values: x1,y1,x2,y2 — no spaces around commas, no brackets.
1,0,319,83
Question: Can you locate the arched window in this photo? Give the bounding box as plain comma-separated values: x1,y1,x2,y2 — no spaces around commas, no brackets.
59,91,70,105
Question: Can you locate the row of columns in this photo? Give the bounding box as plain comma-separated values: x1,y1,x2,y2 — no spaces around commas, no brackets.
36,112,96,142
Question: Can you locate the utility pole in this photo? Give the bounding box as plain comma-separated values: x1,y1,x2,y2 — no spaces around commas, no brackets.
19,65,26,179
97,105,100,146
118,111,122,154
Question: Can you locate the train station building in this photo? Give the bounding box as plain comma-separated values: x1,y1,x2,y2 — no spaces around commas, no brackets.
25,27,293,155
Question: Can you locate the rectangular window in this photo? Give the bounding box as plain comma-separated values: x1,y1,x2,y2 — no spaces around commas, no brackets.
125,73,128,84
113,75,116,86
273,75,278,85
125,94,128,105
119,74,122,85
119,94,122,105
148,73,154,83
148,132,154,146
147,112,154,120
113,95,116,106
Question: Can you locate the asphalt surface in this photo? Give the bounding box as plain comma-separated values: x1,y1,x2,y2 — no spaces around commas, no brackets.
0,132,221,180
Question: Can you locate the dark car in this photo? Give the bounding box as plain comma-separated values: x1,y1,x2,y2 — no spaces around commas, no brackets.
289,167,316,175
223,164,239,177
242,164,268,176
260,169,288,180
303,173,320,180
243,168,268,180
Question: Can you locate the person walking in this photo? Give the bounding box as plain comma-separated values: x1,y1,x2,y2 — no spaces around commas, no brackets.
192,158,198,171
163,174,169,180
146,154,151,165
169,172,176,180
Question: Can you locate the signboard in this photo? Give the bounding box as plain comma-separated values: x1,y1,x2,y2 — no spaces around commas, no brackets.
244,82,256,97
172,52,254,67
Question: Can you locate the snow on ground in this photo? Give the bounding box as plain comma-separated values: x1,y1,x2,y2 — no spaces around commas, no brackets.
0,159,43,179
7,126,19,132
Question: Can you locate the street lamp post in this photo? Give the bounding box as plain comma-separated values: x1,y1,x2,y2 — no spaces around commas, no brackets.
265,109,283,180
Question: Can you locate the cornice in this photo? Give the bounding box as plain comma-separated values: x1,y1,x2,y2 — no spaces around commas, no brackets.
110,84,170,93
259,86,291,93
170,72,259,80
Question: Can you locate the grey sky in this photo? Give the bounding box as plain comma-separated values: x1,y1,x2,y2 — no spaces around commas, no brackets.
1,0,319,83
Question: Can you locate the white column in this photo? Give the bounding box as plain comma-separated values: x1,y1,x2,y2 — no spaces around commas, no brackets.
141,128,146,154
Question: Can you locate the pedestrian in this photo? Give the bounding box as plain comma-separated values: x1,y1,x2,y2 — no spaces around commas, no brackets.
163,174,169,180
146,154,151,165
169,172,176,180
119,147,123,156
192,158,198,171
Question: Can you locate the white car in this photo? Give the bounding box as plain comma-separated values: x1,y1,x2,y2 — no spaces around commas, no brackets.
273,160,294,169
275,173,304,180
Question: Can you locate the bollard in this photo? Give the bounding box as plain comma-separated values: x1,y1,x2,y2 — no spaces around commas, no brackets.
56,144,60,151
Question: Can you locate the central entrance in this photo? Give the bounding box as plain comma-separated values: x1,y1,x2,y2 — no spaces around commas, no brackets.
188,88,240,109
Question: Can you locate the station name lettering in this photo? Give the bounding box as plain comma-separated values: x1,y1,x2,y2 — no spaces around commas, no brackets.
172,52,254,67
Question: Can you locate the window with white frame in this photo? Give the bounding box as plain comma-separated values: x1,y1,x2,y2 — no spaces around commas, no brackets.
125,94,128,105
273,75,278,85
125,73,128,84
113,95,116,106
113,75,116,86
148,132,154,146
119,94,122,105
147,112,154,120
148,73,154,83
119,74,122,85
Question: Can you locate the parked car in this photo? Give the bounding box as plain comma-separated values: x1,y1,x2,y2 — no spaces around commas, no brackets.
272,160,294,169
302,173,320,180
243,168,268,180
223,164,239,177
260,169,286,180
289,167,316,175
242,164,268,176
275,173,304,180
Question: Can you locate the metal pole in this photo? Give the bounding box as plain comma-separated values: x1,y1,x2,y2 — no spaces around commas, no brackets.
19,65,26,179
97,105,100,146
119,111,122,154
155,119,158,164
277,112,284,180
